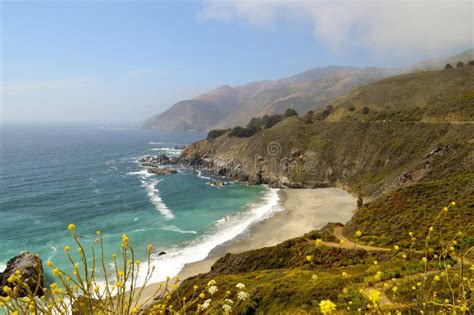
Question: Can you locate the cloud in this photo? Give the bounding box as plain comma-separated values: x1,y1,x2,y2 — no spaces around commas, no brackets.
199,0,473,58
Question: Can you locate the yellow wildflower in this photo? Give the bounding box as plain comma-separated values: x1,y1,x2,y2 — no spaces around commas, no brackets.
342,272,348,278
339,239,344,246
319,299,337,314
315,239,322,246
312,274,318,280
199,293,205,299
373,260,378,265
52,268,61,276
392,286,398,292
393,245,399,251
68,223,75,231
147,243,153,252
343,287,348,294
422,257,428,264
434,275,440,281
306,255,313,262
442,207,448,212
46,260,54,267
64,245,70,253
429,226,434,232
355,230,362,237
450,201,456,206
368,289,380,303
7,275,15,283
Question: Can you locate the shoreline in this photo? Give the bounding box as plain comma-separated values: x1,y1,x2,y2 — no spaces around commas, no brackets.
137,187,356,304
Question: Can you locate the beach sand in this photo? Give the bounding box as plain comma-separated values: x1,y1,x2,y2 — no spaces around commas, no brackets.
137,188,356,305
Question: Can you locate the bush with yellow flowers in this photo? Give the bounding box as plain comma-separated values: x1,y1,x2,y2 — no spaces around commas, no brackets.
0,224,250,314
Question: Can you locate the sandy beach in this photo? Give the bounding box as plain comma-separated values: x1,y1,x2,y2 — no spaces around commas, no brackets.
138,188,356,304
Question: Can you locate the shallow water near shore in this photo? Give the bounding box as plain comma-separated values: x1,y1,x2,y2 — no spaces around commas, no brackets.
0,123,279,284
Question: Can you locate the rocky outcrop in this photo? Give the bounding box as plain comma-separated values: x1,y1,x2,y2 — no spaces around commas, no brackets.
0,252,44,297
139,154,178,166
179,119,473,196
147,167,177,175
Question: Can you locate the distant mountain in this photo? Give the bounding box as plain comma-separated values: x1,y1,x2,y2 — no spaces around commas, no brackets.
143,66,401,131
143,49,473,131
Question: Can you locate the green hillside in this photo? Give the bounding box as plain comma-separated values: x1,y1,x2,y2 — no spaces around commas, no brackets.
328,66,474,123
169,65,474,313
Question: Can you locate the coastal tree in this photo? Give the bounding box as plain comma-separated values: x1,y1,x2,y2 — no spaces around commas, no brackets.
456,61,464,68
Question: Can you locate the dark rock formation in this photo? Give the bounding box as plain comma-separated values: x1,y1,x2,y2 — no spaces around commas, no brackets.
209,181,225,187
0,252,44,297
147,167,178,175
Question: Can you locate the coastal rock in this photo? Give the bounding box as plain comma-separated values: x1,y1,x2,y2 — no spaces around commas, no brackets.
209,180,225,187
147,167,178,175
140,154,173,165
0,252,44,297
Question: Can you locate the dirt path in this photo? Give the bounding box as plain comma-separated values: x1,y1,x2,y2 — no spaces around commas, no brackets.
318,226,390,252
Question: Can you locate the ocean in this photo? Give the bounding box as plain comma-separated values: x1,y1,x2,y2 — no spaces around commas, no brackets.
0,123,281,285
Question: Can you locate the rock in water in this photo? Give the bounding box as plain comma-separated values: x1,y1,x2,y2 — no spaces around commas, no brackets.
147,167,178,175
0,252,45,297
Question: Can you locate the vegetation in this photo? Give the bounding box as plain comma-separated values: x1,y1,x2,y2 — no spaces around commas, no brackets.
207,129,229,141
172,201,472,314
327,66,474,122
0,225,252,314
284,108,298,117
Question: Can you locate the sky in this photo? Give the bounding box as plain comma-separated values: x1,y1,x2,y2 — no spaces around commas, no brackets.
1,0,472,123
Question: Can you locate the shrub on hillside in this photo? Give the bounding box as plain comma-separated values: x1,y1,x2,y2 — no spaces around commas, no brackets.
456,61,464,68
229,126,258,138
445,63,453,69
284,108,298,117
207,129,229,141
468,60,474,66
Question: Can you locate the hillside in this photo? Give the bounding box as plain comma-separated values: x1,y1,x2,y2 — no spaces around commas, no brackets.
328,66,474,122
143,66,399,131
164,64,474,314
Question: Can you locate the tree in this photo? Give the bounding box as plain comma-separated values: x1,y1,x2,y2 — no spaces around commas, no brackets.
456,61,464,68
468,60,474,66
445,63,453,69
284,108,298,117
306,110,314,119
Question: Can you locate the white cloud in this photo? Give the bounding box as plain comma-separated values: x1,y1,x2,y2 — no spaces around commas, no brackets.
199,0,473,58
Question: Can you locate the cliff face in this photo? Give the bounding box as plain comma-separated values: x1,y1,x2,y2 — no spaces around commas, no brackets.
180,118,473,197
179,67,474,197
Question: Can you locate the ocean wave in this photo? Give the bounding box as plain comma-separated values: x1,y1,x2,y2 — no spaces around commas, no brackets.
0,263,6,272
144,179,174,219
196,170,212,180
135,188,282,284
127,169,174,219
159,225,198,235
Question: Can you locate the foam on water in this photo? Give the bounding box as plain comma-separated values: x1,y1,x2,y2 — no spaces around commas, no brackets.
196,170,212,180
159,225,198,235
134,188,282,284
127,169,174,219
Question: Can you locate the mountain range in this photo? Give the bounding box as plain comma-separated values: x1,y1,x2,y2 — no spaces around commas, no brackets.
143,49,473,131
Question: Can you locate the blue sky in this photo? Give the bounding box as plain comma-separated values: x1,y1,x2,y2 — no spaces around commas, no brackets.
1,1,472,123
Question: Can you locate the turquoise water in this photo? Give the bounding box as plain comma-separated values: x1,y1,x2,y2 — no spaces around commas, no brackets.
0,123,279,284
